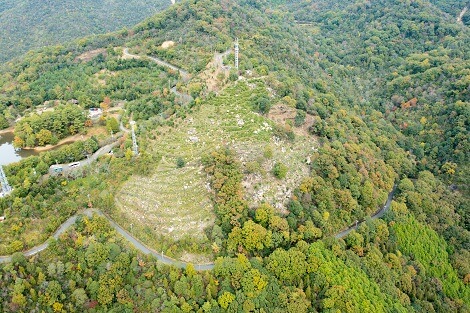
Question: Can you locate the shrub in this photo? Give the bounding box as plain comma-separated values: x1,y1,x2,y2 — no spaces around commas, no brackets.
294,110,306,127
263,146,273,159
229,70,238,81
245,161,261,174
272,162,288,179
176,157,186,168
251,95,271,114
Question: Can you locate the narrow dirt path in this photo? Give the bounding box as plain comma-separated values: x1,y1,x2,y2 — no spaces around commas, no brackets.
457,6,468,25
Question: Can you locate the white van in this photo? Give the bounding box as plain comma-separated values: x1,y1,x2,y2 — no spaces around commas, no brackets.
68,162,80,168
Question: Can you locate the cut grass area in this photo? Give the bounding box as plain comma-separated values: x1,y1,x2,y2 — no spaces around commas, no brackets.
115,80,317,260
116,159,212,241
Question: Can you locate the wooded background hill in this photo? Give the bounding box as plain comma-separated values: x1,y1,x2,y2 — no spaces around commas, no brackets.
0,0,170,62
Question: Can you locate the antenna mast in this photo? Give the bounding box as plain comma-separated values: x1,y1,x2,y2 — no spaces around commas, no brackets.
235,38,239,70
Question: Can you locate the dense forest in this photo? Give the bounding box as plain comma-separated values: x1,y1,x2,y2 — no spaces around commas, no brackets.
13,104,86,148
0,0,170,62
0,0,468,312
273,0,469,178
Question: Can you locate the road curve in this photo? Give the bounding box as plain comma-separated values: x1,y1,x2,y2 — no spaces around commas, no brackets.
123,48,193,103
0,186,396,269
48,131,126,176
0,209,215,270
335,184,397,239
123,48,190,79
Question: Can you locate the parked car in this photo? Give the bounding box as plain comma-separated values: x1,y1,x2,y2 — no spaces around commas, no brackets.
68,162,80,168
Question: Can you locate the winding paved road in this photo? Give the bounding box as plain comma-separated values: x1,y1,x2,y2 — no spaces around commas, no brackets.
0,209,214,270
49,112,133,176
48,134,123,176
0,186,396,270
0,47,399,270
335,184,397,238
123,48,193,103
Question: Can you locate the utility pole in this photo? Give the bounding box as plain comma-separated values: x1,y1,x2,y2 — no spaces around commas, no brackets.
235,38,239,70
0,165,12,197
130,121,139,155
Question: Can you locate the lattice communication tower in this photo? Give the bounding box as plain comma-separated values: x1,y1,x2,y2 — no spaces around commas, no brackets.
130,121,139,155
235,38,239,70
0,165,12,196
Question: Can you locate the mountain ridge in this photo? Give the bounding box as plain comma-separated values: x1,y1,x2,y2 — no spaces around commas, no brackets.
0,0,468,311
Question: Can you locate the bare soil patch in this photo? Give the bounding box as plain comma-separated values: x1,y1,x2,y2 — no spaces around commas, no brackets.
93,69,117,86
75,48,107,62
161,41,175,49
268,103,316,136
0,127,14,135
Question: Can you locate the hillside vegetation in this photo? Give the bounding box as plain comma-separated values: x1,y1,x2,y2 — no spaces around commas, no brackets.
0,0,468,312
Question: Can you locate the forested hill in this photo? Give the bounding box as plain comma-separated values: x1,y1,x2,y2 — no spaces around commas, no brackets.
0,0,469,312
0,0,171,62
272,0,470,183
430,0,470,24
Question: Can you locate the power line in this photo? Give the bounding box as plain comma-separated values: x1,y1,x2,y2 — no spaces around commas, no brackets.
0,165,12,197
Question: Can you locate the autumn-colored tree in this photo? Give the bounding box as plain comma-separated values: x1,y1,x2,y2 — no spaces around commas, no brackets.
13,136,25,148
266,248,307,285
36,129,52,146
100,96,111,111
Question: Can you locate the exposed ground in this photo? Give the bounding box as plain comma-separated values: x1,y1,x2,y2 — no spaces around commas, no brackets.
94,69,117,86
0,127,14,135
197,49,231,94
115,158,213,242
161,40,175,49
75,48,107,62
268,103,317,136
